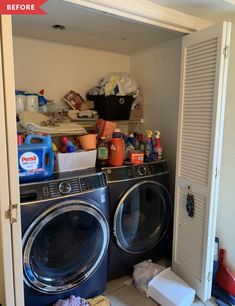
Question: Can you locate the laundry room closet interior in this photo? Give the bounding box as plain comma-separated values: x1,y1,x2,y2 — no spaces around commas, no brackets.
12,0,185,193
0,0,230,305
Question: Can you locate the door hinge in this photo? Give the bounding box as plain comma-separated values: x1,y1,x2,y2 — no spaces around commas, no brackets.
5,204,18,224
223,46,229,58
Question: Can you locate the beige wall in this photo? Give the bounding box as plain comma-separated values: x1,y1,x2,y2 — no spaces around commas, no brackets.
216,18,235,271
13,36,130,101
130,38,182,195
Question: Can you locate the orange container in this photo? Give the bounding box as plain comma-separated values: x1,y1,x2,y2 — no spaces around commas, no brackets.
130,152,144,164
96,119,117,139
77,134,97,150
108,138,124,166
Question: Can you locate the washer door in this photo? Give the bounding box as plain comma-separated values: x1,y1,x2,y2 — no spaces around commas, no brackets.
23,200,109,293
113,180,171,253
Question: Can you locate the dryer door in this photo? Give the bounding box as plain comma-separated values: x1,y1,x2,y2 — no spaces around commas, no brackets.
113,180,171,253
22,199,109,293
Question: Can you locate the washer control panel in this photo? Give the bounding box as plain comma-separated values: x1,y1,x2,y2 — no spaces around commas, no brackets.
48,178,80,198
20,172,107,203
103,160,168,182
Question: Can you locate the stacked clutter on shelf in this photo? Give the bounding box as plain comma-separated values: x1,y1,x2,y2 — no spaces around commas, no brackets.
95,119,164,168
15,74,145,181
87,72,143,120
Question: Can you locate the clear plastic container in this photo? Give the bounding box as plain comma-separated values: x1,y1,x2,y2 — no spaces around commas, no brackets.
26,93,39,112
15,93,26,113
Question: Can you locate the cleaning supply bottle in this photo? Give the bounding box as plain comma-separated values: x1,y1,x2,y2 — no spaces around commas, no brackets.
18,134,54,182
38,89,48,113
108,132,124,167
138,133,145,153
128,133,135,147
134,132,140,150
60,136,76,153
153,130,163,160
97,136,109,166
145,130,154,161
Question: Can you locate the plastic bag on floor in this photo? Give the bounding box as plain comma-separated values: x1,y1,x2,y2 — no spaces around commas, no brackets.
53,295,89,306
133,260,164,296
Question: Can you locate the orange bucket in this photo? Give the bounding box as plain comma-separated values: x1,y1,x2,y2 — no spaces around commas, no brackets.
77,134,97,150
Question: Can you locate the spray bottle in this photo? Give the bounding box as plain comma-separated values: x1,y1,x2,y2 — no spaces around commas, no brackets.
153,130,163,160
145,130,154,161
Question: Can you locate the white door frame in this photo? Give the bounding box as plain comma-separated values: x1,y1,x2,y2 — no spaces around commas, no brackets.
0,17,15,306
62,0,213,33
0,15,24,306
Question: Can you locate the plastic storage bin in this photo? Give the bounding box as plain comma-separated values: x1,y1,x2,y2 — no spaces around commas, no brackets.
54,149,97,172
87,95,134,120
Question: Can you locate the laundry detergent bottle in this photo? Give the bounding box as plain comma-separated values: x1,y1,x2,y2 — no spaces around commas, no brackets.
18,134,54,182
108,132,124,167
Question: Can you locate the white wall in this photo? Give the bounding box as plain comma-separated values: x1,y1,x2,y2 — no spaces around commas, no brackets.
216,18,235,271
13,36,130,101
130,38,182,195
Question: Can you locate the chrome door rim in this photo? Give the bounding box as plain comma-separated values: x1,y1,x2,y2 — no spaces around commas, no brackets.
23,199,109,294
113,180,171,254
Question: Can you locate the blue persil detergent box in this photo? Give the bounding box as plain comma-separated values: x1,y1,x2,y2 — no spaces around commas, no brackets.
18,135,54,182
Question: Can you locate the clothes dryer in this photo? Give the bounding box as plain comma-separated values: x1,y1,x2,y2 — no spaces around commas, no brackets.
103,160,172,280
20,170,109,306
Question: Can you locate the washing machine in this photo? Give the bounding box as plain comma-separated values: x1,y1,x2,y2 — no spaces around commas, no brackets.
20,169,109,306
102,160,172,280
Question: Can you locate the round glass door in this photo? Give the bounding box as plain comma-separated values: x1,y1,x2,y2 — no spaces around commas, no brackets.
114,180,171,253
23,200,109,293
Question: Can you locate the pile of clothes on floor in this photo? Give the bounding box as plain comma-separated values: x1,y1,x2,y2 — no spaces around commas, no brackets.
53,295,109,306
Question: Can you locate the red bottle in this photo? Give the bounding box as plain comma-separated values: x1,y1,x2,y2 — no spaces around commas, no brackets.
108,137,124,167
216,249,235,296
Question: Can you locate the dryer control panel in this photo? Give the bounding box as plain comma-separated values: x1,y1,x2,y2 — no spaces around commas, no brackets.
20,172,107,203
103,160,168,182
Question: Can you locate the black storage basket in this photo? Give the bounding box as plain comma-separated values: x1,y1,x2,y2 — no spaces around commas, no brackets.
87,95,134,120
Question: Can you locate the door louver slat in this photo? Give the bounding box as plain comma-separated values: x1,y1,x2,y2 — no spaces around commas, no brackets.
187,57,216,68
185,76,215,83
186,72,216,81
186,38,217,52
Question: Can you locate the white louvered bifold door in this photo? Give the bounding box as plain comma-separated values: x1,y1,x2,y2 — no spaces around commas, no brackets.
172,22,231,301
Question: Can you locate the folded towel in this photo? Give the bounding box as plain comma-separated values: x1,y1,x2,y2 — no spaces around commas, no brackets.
87,295,109,306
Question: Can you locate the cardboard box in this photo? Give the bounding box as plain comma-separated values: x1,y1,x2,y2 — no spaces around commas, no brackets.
63,90,84,110
129,108,143,119
55,150,97,172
